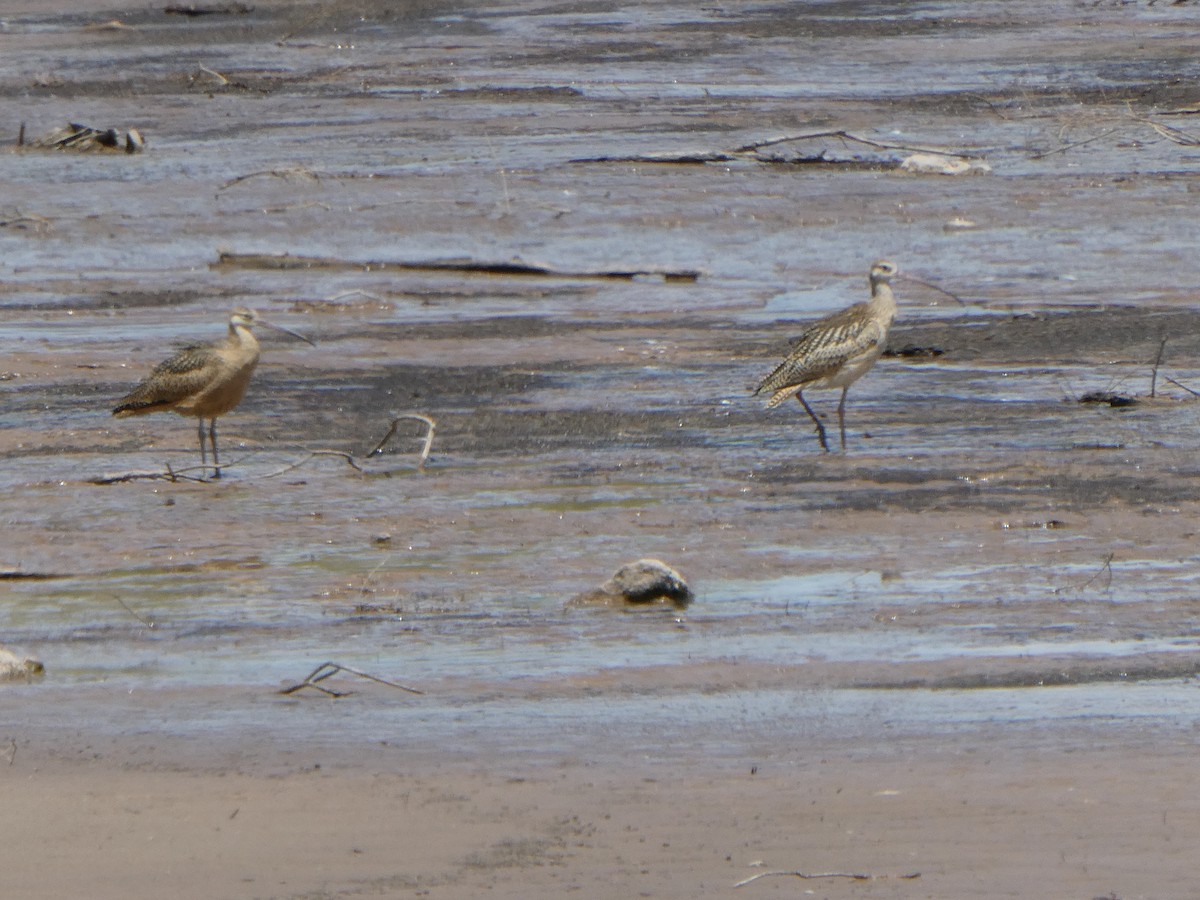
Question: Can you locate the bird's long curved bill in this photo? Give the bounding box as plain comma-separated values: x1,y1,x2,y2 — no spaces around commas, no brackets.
259,320,316,346
899,274,966,306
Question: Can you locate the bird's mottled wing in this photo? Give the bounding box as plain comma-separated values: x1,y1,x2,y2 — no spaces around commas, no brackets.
754,302,880,396
112,344,218,414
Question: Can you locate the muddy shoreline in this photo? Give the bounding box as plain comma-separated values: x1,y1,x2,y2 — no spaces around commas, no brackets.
5,1,1200,897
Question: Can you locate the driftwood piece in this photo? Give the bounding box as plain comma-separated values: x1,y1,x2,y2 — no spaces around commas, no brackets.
215,251,700,282
0,648,45,682
735,870,921,888
259,413,437,478
91,414,436,484
279,661,423,698
19,122,145,153
165,3,253,15
572,129,984,169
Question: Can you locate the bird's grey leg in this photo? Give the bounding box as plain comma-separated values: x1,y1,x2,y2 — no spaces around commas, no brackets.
796,392,829,453
209,419,221,479
837,387,849,451
197,418,208,468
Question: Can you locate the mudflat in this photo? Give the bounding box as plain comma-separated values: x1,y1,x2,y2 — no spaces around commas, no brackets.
3,2,1200,898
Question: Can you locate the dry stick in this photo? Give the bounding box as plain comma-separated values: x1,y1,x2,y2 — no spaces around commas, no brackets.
95,417,433,484
1051,552,1114,596
575,130,982,167
279,661,424,697
1028,128,1121,160
734,870,920,888
1134,116,1200,147
90,469,208,485
327,289,384,303
1150,337,1168,399
217,166,321,193
257,449,364,479
1077,552,1115,593
216,250,700,282
92,453,260,484
197,64,230,85
116,596,156,629
259,414,437,479
368,414,436,470
1164,376,1200,399
0,211,53,231
261,201,333,214
733,129,967,156
5,738,16,767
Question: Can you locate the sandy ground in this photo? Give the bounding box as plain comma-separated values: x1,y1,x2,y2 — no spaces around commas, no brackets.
5,728,1200,899
6,1,1200,898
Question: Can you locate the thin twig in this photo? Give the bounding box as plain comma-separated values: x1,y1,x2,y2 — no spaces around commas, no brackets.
197,64,230,85
258,415,436,479
368,414,436,470
1133,116,1200,147
217,166,321,193
90,469,209,485
0,210,53,232
216,250,700,282
279,661,424,697
733,129,965,156
5,739,15,767
1078,552,1114,593
327,289,383,303
116,596,156,629
735,870,920,888
260,201,332,214
256,449,365,479
1164,376,1200,399
1028,128,1120,160
1150,337,1167,399
1054,552,1115,596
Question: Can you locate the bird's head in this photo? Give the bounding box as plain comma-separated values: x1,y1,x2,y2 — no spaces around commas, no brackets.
229,307,315,346
229,307,258,330
869,260,899,285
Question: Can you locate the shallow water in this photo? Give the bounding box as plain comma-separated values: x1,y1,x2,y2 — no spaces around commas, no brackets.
5,1,1200,753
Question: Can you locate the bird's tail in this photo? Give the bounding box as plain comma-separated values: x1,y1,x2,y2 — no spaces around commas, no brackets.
112,397,171,417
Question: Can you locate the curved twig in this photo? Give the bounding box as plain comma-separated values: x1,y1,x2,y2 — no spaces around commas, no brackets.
368,413,436,470
735,870,920,888
280,661,424,697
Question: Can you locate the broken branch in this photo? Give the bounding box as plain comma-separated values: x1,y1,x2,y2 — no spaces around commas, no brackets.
1150,337,1167,399
215,250,700,282
1163,376,1200,400
279,661,424,697
735,870,920,888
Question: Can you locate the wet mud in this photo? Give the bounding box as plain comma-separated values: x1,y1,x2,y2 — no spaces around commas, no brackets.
3,0,1200,797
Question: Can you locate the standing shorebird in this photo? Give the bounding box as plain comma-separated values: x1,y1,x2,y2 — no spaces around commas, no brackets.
754,260,899,453
112,307,312,478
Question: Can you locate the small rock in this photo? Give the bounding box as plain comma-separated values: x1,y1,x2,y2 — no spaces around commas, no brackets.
943,217,977,231
569,558,693,610
1078,391,1138,408
0,648,44,682
899,152,990,175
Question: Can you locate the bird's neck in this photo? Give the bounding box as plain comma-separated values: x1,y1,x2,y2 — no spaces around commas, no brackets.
230,323,260,350
868,279,895,312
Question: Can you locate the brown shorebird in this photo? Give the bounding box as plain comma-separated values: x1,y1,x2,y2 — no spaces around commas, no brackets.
112,307,312,478
754,260,899,452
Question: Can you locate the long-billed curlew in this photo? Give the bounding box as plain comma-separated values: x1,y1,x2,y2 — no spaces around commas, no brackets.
112,307,312,478
754,260,900,453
